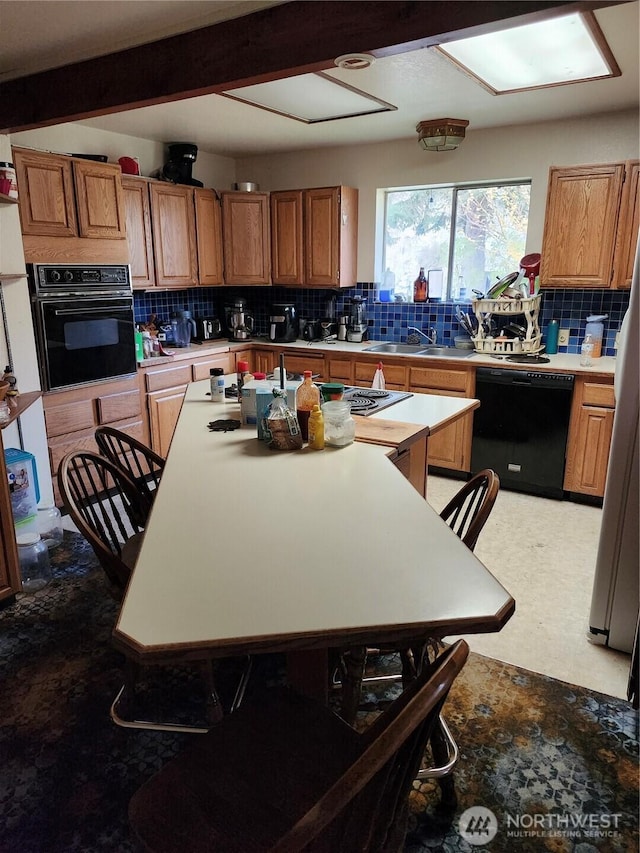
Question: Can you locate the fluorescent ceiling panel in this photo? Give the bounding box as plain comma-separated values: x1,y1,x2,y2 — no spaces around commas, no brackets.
222,72,395,123
437,12,620,94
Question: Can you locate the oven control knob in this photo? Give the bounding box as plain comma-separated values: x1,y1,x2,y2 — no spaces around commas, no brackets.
63,270,74,282
50,270,61,282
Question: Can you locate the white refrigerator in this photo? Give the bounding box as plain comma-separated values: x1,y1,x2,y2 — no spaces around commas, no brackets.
589,243,639,657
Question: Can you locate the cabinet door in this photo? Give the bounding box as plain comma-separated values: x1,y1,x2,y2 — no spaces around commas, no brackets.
425,390,474,472
150,183,198,287
194,188,224,286
221,192,271,285
254,349,276,375
148,386,188,456
304,186,358,288
540,164,625,288
564,406,614,496
13,147,78,237
72,159,126,239
612,160,640,290
304,187,340,286
122,177,156,288
327,358,354,384
271,190,304,285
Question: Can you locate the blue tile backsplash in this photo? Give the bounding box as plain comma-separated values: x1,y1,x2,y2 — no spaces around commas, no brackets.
134,284,630,356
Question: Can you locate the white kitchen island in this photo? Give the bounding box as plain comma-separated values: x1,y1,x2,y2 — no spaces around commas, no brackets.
113,380,514,701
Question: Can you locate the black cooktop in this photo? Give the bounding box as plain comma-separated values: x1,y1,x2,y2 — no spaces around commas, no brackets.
342,387,413,416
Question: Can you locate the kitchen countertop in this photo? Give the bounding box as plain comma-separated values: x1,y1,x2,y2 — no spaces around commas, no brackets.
113,380,513,668
137,338,616,378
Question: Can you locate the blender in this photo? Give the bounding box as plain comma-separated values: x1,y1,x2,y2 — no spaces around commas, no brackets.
346,296,368,342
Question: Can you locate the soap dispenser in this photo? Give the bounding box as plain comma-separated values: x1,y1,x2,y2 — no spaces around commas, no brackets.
584,314,607,359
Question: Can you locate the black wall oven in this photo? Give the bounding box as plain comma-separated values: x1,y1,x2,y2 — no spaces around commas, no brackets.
28,264,137,391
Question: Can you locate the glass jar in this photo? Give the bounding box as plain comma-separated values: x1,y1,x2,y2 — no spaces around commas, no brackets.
37,503,64,549
321,401,355,447
16,532,52,592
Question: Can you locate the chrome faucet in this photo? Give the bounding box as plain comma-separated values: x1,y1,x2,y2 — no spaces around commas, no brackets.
407,326,437,345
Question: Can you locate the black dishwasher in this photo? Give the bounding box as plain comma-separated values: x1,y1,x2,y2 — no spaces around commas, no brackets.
471,368,575,499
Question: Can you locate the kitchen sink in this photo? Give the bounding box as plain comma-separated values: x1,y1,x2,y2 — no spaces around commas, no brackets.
419,346,474,359
363,343,473,359
363,343,430,354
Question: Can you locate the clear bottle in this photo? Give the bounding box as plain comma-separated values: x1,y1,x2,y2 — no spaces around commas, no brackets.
307,404,325,450
322,401,356,447
295,370,320,441
413,267,428,303
236,360,250,399
580,334,594,367
37,503,63,549
210,367,225,401
16,532,52,592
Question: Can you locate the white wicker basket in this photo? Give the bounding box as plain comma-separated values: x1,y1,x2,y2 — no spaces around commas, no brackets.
472,334,543,355
472,294,541,315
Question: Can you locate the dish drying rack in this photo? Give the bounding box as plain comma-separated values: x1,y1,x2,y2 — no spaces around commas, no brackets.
471,294,542,355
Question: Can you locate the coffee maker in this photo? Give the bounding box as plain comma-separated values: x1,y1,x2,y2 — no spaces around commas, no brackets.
269,303,298,343
224,298,254,341
346,296,368,342
161,142,204,187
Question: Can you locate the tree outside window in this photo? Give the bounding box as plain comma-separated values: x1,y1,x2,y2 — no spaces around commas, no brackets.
383,182,531,302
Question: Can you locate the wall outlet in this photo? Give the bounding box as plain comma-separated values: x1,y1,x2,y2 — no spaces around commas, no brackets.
558,328,570,346
614,331,621,349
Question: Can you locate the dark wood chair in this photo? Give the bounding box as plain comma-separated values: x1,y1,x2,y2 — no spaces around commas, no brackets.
337,470,500,809
94,426,165,520
58,450,251,732
438,468,500,552
129,640,469,853
57,449,150,596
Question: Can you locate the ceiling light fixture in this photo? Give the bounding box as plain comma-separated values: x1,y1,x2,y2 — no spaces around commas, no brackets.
435,11,620,94
334,53,375,70
416,118,469,151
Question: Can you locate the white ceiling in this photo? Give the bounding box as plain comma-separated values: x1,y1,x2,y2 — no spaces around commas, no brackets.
2,0,638,158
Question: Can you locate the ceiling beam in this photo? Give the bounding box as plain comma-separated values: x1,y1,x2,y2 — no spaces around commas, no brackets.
0,0,623,133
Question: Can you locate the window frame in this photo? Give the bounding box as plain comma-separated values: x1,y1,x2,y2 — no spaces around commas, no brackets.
381,178,532,302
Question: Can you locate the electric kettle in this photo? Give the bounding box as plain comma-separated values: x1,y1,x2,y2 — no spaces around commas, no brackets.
170,310,196,347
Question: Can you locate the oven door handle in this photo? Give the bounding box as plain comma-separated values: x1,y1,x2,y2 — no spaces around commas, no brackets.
54,306,129,317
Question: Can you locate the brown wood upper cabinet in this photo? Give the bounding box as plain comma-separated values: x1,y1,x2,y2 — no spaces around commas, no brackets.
194,188,224,286
149,182,198,288
122,176,156,288
540,161,639,289
13,147,125,240
271,186,358,288
221,191,271,286
123,179,220,289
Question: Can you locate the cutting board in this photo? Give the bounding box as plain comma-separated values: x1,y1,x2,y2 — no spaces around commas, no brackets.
353,416,429,451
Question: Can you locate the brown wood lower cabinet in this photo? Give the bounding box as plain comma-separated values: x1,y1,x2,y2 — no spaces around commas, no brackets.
409,365,475,473
142,351,234,455
564,377,615,497
44,375,145,507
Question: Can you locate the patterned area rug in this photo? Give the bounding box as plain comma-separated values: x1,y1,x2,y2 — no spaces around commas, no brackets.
0,532,637,852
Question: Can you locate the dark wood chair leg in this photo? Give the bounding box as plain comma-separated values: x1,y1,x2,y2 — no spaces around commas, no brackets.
199,660,224,725
339,645,367,726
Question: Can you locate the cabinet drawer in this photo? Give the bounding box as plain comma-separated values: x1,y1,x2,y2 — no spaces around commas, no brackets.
49,425,98,474
354,361,407,388
96,389,142,424
192,354,233,382
282,353,326,379
145,364,192,392
409,366,470,393
327,358,354,383
45,399,95,436
582,381,615,408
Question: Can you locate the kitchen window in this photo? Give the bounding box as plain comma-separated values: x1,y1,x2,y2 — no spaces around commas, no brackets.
381,181,531,302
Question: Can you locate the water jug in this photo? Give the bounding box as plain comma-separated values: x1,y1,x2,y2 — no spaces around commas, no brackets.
170,310,196,347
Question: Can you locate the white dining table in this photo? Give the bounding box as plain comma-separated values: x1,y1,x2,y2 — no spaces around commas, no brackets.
112,380,514,700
